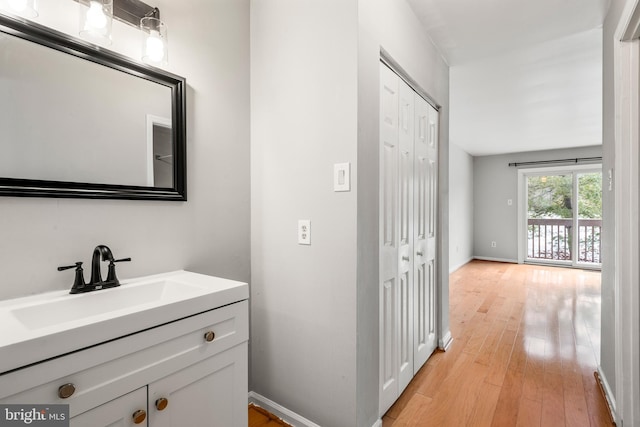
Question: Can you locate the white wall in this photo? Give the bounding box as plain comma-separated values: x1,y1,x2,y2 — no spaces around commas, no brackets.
448,143,473,272
0,0,250,300
250,1,449,426
250,1,359,426
600,0,633,410
450,28,602,156
472,145,603,262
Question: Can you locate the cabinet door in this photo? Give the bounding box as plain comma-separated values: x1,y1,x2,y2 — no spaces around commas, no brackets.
71,387,147,427
148,343,248,427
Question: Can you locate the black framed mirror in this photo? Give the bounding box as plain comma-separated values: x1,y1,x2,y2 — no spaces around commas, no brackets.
0,13,186,201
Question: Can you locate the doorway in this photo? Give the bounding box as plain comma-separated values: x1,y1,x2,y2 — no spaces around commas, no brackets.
517,165,602,268
146,114,172,187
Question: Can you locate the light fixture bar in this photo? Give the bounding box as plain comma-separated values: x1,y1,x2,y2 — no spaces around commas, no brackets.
113,0,158,27
74,0,159,28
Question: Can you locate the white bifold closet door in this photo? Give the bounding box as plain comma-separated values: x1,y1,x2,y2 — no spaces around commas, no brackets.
379,62,438,416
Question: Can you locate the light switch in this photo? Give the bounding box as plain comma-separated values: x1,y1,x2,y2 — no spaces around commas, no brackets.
298,220,311,245
334,163,351,192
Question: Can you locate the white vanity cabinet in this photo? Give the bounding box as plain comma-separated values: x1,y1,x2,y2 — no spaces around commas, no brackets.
0,299,249,427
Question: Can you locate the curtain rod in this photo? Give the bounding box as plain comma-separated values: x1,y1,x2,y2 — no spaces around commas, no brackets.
508,157,602,167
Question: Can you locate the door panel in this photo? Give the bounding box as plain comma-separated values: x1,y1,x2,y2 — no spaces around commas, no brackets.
397,80,415,391
526,173,574,264
413,96,437,371
382,278,396,392
379,63,399,414
424,104,438,361
399,272,411,387
383,143,397,247
524,169,602,267
379,63,439,415
576,172,602,265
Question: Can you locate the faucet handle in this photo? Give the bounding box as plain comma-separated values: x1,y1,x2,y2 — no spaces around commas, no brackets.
106,257,131,284
57,262,83,271
58,262,87,294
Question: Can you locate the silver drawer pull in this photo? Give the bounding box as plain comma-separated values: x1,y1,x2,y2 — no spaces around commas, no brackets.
58,383,75,399
416,251,424,256
204,331,215,342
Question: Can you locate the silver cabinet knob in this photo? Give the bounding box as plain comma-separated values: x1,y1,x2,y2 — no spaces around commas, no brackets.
402,256,410,262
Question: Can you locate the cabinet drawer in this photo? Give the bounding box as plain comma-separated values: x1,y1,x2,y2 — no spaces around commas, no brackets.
70,387,147,427
0,300,248,418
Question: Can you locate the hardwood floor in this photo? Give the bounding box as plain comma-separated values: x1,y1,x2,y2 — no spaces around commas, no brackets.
249,403,292,427
382,260,613,427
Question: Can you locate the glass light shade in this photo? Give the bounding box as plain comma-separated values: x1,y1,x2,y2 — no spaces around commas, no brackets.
2,0,38,18
79,0,112,46
141,16,168,66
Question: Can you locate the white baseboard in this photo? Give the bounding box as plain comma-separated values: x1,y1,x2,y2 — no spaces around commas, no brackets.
439,330,453,351
473,256,518,264
249,391,321,427
449,257,473,273
596,366,618,423
249,391,382,427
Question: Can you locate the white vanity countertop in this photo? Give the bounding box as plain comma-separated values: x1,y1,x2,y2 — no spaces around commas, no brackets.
0,270,248,375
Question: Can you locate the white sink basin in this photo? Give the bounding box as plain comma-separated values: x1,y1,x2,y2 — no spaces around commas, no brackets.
11,280,204,330
0,270,248,374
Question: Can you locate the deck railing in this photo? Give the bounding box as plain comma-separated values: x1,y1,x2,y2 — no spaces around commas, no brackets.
527,218,602,264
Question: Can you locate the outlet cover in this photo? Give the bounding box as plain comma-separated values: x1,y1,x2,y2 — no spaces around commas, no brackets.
298,220,311,245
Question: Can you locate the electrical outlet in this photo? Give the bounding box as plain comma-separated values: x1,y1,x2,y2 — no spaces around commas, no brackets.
491,241,497,248
298,220,311,245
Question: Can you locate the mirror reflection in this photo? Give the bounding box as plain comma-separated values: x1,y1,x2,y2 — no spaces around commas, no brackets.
0,13,186,201
0,30,173,188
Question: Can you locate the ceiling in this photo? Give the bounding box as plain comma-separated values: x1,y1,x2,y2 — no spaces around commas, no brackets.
406,0,609,156
406,0,610,66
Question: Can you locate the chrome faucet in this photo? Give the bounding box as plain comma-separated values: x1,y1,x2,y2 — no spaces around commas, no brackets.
58,245,131,294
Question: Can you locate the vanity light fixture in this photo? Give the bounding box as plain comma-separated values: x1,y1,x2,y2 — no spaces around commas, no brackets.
1,0,38,18
75,0,168,64
140,9,167,65
78,0,113,46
